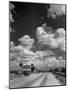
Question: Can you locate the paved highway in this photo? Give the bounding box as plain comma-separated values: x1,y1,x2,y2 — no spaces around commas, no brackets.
10,72,61,88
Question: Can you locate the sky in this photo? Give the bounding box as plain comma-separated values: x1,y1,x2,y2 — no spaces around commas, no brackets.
9,1,66,68
10,2,49,42
10,1,66,43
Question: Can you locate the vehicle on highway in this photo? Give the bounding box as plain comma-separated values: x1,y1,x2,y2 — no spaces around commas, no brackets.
22,65,31,76
10,63,37,77
20,63,37,76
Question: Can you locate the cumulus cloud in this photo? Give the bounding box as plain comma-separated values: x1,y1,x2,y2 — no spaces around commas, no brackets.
10,35,35,61
31,50,56,68
10,28,65,68
40,54,65,68
35,50,55,60
10,41,65,69
43,56,58,67
36,26,65,52
18,35,34,50
10,44,35,60
48,4,66,18
10,39,56,66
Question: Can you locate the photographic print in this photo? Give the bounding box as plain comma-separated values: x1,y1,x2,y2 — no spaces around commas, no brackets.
9,1,66,89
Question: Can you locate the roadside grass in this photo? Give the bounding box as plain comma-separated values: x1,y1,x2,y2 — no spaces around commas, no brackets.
53,72,66,85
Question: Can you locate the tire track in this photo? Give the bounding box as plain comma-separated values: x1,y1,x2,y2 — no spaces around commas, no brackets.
10,73,44,88
39,73,48,86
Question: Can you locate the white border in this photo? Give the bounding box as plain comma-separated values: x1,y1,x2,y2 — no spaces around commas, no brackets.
0,0,68,90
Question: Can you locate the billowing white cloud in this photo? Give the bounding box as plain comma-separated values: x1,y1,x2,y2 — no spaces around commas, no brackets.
42,55,65,68
35,50,55,60
10,44,35,60
10,35,35,61
18,35,34,50
10,41,65,69
10,29,65,68
48,4,66,18
44,56,58,67
36,26,65,52
10,40,56,66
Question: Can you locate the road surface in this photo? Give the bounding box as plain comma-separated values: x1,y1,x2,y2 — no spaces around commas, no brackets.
10,72,62,88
